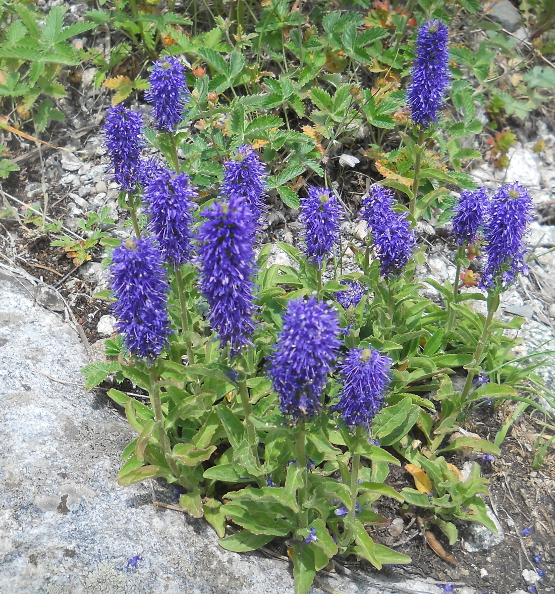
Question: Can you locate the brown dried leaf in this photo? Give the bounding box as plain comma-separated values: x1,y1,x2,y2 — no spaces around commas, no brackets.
405,463,433,494
424,530,457,565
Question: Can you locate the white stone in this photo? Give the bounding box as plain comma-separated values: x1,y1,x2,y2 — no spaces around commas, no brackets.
427,257,449,282
351,219,368,241
79,184,93,198
78,262,103,284
67,203,83,217
97,315,116,336
462,505,504,552
60,174,78,186
60,152,83,172
95,181,107,194
522,569,540,584
504,144,542,188
528,222,555,247
480,568,488,579
69,194,89,209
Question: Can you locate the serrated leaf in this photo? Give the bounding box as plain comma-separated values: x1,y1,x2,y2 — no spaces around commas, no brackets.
197,47,228,75
277,186,299,209
245,115,283,136
15,4,39,38
55,21,96,43
0,159,19,178
81,361,121,389
41,6,66,47
457,0,480,12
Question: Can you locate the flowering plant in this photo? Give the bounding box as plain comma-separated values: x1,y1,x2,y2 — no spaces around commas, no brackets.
82,18,552,592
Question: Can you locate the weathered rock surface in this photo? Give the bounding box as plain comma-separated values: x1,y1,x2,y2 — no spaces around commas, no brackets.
0,266,462,594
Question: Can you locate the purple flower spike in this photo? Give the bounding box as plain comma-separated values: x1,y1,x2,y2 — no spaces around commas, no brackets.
361,185,417,277
407,20,451,128
144,169,197,265
452,187,489,246
104,105,144,191
137,158,168,190
332,348,392,431
300,187,343,267
110,238,172,362
269,296,341,422
337,281,365,309
220,145,268,223
145,56,189,132
197,197,257,352
480,182,533,290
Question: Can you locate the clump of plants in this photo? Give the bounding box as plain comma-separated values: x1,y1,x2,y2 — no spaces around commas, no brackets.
82,13,553,594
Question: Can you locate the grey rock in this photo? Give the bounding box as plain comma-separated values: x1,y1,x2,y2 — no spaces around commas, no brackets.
61,152,84,172
97,314,116,336
79,184,94,198
79,262,103,284
69,194,90,210
96,181,107,194
528,222,555,247
60,174,79,186
26,182,47,199
67,202,83,217
90,164,107,179
505,144,541,188
549,303,555,318
427,257,449,282
462,505,504,551
485,0,522,32
112,227,132,241
34,285,65,312
78,163,92,176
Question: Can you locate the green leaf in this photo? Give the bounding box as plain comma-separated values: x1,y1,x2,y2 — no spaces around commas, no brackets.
55,21,96,42
216,405,246,449
118,464,172,486
223,502,293,536
179,488,204,518
309,518,338,559
135,419,155,462
354,521,381,569
523,66,555,89
106,388,129,407
357,482,404,502
436,519,458,545
456,0,480,12
15,4,39,38
292,544,316,594
373,543,412,565
245,115,283,136
277,186,300,209
204,497,227,538
0,159,19,178
437,437,500,455
171,443,217,466
81,361,121,390
41,6,66,47
197,47,228,74
203,463,253,482
432,353,473,367
219,530,274,552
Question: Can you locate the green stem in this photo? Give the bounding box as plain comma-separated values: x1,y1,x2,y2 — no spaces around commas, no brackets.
295,423,309,530
459,289,500,407
410,129,425,220
128,194,142,240
239,379,260,468
169,135,181,173
340,427,362,548
174,264,195,365
149,365,184,483
316,266,323,297
446,246,465,335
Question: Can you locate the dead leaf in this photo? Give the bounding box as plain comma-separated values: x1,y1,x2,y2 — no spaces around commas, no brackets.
405,463,433,494
447,463,463,481
424,530,457,565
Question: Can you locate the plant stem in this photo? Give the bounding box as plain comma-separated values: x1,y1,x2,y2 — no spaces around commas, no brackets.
340,426,362,548
238,379,260,468
446,245,465,335
459,289,500,407
149,364,184,483
174,263,195,365
295,422,309,529
410,129,425,220
169,135,181,173
128,193,142,239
